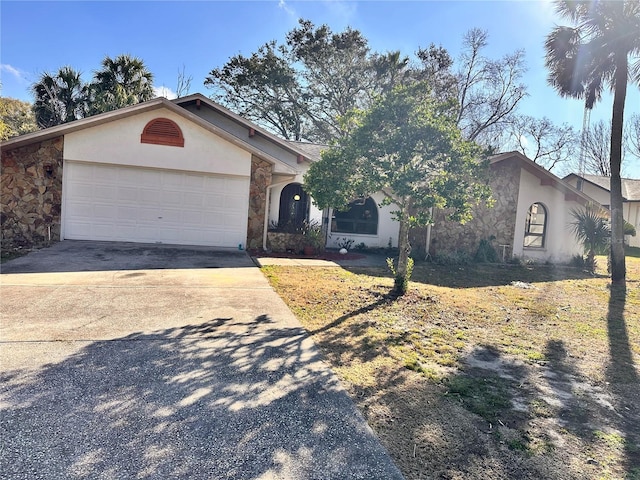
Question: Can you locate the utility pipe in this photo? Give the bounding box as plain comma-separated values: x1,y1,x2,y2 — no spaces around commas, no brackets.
425,207,433,261
262,178,296,251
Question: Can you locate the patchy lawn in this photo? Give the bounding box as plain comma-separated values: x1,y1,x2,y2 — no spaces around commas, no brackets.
262,256,640,480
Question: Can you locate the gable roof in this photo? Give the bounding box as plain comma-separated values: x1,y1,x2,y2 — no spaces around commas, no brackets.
490,151,593,205
285,141,328,160
173,94,317,163
0,95,300,175
563,173,640,202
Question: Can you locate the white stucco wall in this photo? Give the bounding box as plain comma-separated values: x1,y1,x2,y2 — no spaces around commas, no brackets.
564,177,639,248
327,192,400,249
513,169,583,263
625,201,640,248
64,108,252,176
565,177,610,206
268,168,400,249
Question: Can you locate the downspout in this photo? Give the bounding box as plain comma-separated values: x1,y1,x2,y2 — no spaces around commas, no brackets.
425,207,433,260
262,178,296,251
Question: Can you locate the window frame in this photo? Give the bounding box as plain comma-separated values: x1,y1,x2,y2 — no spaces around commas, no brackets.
524,202,547,248
331,197,378,236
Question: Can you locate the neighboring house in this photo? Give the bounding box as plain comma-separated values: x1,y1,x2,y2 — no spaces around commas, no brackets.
563,173,640,248
1,93,593,263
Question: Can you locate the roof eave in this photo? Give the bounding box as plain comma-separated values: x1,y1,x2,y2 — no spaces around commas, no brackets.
173,94,319,162
490,151,594,205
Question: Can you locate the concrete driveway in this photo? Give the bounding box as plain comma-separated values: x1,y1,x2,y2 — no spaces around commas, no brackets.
0,241,403,480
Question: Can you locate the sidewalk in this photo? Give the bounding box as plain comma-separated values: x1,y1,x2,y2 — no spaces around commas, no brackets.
252,251,389,268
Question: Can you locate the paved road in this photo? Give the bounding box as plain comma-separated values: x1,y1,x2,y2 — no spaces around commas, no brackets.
0,241,403,480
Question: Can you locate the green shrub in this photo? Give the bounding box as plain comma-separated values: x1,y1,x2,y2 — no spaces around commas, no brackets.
432,251,472,265
474,237,499,263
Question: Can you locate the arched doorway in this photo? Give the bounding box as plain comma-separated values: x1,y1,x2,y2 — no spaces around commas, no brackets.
278,183,309,231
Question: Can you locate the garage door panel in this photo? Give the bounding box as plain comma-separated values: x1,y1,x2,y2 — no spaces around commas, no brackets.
93,205,116,219
117,187,139,202
139,189,161,204
64,163,249,247
183,192,204,207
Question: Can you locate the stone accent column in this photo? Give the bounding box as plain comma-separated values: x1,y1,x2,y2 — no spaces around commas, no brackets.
246,155,272,250
427,160,521,259
1,137,64,251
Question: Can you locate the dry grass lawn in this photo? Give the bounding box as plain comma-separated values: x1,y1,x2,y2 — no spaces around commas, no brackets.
262,253,640,480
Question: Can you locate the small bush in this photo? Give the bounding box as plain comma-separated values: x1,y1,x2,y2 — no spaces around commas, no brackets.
569,254,585,268
337,237,355,250
474,237,499,263
432,251,472,265
386,257,415,295
354,242,367,251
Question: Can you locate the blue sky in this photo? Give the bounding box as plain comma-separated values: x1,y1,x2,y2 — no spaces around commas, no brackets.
1,0,638,176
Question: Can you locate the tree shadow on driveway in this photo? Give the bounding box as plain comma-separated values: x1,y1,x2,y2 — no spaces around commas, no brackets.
0,316,403,479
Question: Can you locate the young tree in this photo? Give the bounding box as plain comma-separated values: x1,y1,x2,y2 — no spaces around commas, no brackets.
31,67,87,128
545,0,640,285
0,97,38,140
304,83,492,295
570,203,611,273
88,54,154,114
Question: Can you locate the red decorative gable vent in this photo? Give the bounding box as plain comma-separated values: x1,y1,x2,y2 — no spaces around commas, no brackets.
141,118,184,147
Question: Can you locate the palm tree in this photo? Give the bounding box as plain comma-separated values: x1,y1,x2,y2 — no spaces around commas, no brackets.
544,0,640,285
31,67,87,128
570,203,610,273
89,54,154,113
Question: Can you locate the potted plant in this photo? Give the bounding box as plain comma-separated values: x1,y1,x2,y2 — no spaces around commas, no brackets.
302,220,324,256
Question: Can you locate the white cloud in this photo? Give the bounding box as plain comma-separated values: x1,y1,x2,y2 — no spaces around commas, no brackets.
1,64,28,81
278,0,298,20
323,0,357,23
153,86,177,100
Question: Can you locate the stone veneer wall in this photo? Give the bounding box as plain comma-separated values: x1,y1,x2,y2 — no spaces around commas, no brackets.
1,137,64,250
266,232,306,253
246,155,273,249
410,161,521,259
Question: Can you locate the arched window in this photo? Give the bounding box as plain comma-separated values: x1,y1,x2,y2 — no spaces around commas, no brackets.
278,183,309,231
524,203,547,248
141,118,184,147
332,197,378,235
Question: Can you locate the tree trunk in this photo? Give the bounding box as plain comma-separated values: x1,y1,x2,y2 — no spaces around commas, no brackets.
609,53,627,285
397,217,411,279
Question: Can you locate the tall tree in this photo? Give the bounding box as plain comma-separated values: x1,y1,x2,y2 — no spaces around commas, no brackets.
206,20,416,143
89,54,154,114
507,115,578,172
31,66,87,128
205,41,307,140
0,97,38,140
581,120,613,176
455,28,528,146
286,20,379,141
627,114,640,160
304,83,491,295
545,0,640,284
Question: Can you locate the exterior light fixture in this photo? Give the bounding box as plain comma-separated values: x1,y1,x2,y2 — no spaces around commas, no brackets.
293,194,301,201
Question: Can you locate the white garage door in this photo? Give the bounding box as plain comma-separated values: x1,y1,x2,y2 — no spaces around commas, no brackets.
63,162,249,247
